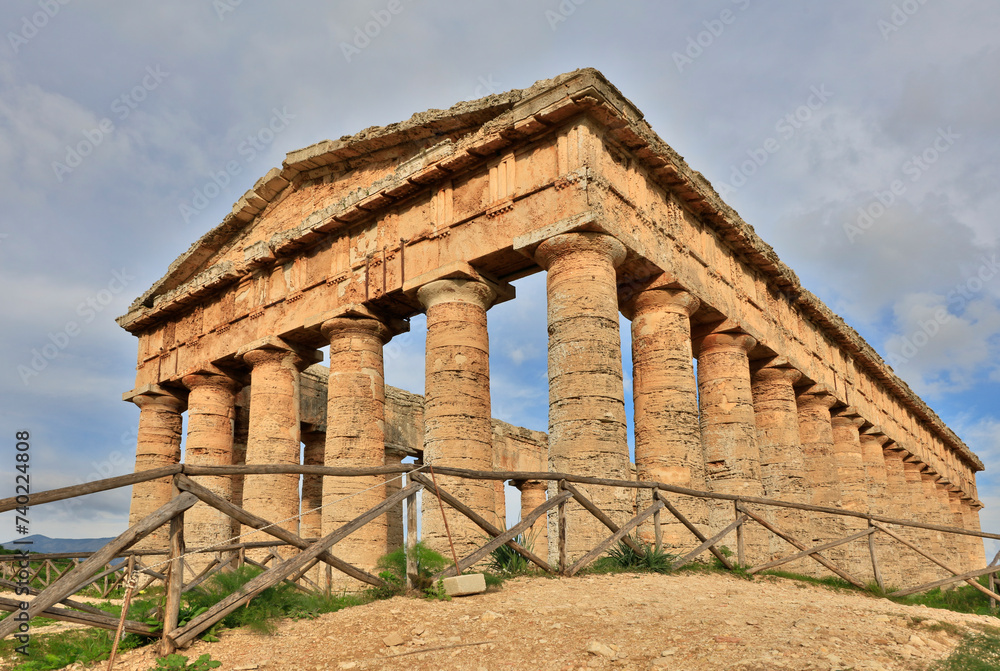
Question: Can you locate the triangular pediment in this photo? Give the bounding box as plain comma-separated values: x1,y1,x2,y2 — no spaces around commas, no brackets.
123,68,642,318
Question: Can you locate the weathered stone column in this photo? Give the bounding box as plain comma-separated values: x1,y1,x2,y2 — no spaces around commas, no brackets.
126,387,185,552
321,315,393,583
694,330,765,560
964,502,986,568
624,287,702,546
881,446,912,587
238,340,310,556
795,386,842,575
902,459,940,584
750,362,805,563
918,469,948,579
418,278,498,560
300,428,325,587
515,479,549,557
300,429,325,541
945,488,968,573
182,370,241,572
534,232,631,556
860,429,893,583
830,408,871,578
385,449,406,555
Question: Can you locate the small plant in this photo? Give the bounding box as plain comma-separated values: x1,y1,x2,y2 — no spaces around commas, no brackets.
589,533,679,574
423,578,451,601
487,530,533,575
151,653,221,670
376,542,450,598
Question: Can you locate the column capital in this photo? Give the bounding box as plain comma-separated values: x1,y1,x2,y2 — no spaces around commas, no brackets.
796,384,838,410
831,407,867,430
123,384,187,411
533,231,627,270
750,363,802,386
693,331,757,357
236,336,322,371
320,315,394,344
417,277,498,312
181,370,241,394
621,286,700,321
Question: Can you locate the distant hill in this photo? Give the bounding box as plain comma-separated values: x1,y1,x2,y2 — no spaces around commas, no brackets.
0,534,115,554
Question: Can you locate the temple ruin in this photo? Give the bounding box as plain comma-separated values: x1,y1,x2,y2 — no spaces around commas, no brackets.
117,68,986,589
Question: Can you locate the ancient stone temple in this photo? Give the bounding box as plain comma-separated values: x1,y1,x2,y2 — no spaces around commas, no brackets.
118,69,986,587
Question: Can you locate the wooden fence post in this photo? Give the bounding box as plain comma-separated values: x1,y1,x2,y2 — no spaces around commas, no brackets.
558,480,568,575
406,479,417,591
868,519,884,592
735,500,745,567
652,488,662,553
160,479,186,656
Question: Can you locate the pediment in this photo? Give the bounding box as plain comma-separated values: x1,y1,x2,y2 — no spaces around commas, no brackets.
122,68,642,319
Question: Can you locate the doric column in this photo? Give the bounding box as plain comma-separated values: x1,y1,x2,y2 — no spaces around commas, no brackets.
795,387,841,511
694,330,765,562
694,332,761,498
929,474,960,573
624,287,702,546
860,429,893,583
750,362,804,564
964,501,986,568
830,408,871,578
945,488,968,573
534,232,630,554
795,386,842,573
238,340,312,554
300,429,325,541
125,387,185,551
515,479,549,557
300,428,325,588
417,277,499,559
902,459,939,584
881,446,911,587
384,449,406,555
321,315,393,581
181,370,241,571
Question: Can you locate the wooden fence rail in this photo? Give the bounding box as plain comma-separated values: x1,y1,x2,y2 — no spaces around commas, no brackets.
2,464,998,655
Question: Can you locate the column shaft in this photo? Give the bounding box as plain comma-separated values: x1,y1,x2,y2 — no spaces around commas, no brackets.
322,317,392,582
535,232,630,556
750,364,805,564
182,373,240,572
830,410,871,579
241,347,304,553
127,392,184,551
628,288,703,546
517,480,549,558
418,278,497,559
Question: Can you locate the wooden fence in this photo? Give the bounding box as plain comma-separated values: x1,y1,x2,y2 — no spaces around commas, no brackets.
1,463,999,656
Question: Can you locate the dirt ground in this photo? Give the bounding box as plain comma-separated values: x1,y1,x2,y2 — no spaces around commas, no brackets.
9,572,1000,671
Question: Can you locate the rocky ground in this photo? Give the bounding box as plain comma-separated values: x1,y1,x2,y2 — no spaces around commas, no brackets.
8,571,1000,671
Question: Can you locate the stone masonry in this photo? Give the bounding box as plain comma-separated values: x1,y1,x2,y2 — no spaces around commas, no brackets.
120,69,987,587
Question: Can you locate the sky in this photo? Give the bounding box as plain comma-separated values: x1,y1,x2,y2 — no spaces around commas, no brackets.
0,1,997,561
